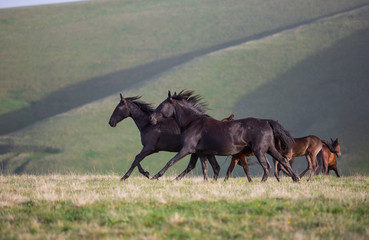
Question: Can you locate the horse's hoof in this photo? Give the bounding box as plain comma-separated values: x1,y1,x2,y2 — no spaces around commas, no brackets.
151,175,159,180
144,172,150,179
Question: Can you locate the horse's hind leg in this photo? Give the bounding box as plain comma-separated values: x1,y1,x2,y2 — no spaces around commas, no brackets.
175,154,198,181
268,147,299,182
239,155,252,182
207,155,220,180
224,156,238,181
200,156,208,181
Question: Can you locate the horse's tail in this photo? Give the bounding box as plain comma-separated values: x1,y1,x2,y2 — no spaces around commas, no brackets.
267,120,294,155
321,140,337,154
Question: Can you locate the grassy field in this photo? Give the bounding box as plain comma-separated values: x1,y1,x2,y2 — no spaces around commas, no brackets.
2,0,367,116
0,175,368,239
1,4,368,176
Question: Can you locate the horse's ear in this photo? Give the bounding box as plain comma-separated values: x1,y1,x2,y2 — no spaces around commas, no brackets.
120,93,127,104
167,90,173,103
331,138,334,142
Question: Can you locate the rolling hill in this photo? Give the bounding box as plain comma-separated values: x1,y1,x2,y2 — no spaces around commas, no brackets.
0,0,369,177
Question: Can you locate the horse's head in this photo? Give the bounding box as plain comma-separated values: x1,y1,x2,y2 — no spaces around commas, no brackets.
331,138,341,158
108,93,131,127
149,91,176,125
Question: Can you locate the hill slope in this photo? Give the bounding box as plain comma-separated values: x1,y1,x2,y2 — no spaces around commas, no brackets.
234,28,369,174
0,3,369,176
1,0,369,134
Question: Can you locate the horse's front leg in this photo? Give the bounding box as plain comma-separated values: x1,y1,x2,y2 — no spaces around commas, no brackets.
332,165,341,178
121,147,154,181
254,151,271,182
239,155,252,182
224,156,238,181
273,158,281,182
300,155,315,181
151,149,191,180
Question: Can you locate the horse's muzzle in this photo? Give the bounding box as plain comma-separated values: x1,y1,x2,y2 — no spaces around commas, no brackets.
109,120,117,127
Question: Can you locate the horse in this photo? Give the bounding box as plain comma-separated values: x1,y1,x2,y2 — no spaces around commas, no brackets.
149,90,299,182
273,136,338,182
108,94,220,181
220,114,253,182
317,138,341,177
221,114,271,182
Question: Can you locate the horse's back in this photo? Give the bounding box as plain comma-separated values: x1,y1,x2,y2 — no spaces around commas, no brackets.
292,135,322,156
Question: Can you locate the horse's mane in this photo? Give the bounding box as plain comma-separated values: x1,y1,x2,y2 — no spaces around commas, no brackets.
126,96,154,114
171,90,209,114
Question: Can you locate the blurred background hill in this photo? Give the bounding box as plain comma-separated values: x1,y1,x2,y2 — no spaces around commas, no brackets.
0,0,368,177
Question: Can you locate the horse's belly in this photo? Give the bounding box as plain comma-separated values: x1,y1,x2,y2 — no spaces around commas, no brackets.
196,135,245,156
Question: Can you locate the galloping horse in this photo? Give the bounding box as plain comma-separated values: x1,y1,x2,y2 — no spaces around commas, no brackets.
274,136,338,182
221,114,253,182
108,94,220,181
149,90,299,182
317,138,341,177
221,114,271,182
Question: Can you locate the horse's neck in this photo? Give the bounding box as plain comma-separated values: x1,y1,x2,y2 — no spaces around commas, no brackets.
174,103,202,130
128,103,151,132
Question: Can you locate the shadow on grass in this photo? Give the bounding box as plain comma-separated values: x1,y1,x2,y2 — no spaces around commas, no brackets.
0,143,61,174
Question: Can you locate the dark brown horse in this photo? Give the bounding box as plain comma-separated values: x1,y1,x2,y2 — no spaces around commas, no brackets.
317,138,341,177
221,114,271,182
221,114,252,182
108,94,220,181
274,136,337,182
149,90,299,182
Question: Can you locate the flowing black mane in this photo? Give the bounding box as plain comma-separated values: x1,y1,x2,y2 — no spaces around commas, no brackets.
172,90,209,114
126,96,154,114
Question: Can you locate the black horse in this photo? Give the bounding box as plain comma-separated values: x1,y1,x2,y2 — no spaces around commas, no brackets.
149,90,299,182
108,94,220,181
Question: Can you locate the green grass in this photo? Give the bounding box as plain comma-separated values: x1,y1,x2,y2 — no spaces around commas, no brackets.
1,4,368,176
1,0,368,114
0,175,368,239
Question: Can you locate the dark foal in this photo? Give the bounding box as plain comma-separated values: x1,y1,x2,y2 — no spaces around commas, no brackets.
274,136,337,182
149,90,299,182
108,94,220,181
317,138,341,177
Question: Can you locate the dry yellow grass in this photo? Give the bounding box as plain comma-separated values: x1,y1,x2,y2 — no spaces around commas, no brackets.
0,174,368,239
1,174,367,206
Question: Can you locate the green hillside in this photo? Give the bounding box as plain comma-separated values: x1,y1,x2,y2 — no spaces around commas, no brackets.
0,1,369,177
